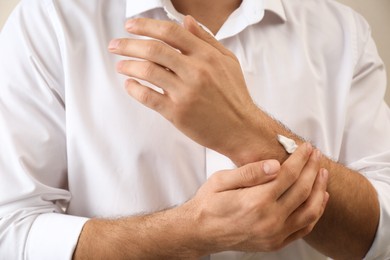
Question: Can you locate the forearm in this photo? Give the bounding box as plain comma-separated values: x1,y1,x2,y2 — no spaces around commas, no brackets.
73,156,328,259
226,109,379,259
73,205,201,259
305,159,379,259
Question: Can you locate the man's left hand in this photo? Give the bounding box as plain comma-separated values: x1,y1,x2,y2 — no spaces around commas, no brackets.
109,16,262,160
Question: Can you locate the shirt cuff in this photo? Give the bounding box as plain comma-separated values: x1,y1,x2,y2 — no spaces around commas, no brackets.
363,180,390,259
26,213,89,260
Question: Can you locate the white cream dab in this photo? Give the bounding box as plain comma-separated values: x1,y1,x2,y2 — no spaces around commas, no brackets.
277,135,298,154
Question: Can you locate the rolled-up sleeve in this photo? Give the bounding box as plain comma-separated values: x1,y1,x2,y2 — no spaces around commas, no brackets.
365,179,390,259
348,153,390,259
0,1,88,259
341,11,390,259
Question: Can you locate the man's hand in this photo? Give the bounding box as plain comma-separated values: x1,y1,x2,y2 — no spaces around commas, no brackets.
186,143,329,255
74,144,328,258
108,16,264,164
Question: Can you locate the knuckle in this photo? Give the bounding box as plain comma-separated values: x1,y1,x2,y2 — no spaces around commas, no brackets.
283,166,299,183
209,172,225,189
289,144,310,165
201,49,219,63
205,54,228,73
297,184,312,201
303,207,319,225
192,65,208,78
141,62,156,78
204,33,216,43
145,41,164,58
243,198,262,213
159,22,180,37
137,89,151,104
267,189,279,202
135,88,158,109
210,169,239,188
192,65,213,85
297,146,308,158
240,166,259,185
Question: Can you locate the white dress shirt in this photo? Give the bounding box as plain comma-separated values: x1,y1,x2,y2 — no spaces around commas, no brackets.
0,0,389,259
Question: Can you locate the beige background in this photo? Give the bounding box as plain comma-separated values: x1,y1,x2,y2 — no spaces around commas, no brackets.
1,0,390,103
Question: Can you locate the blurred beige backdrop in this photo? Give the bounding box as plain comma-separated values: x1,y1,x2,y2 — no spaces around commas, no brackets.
1,0,390,103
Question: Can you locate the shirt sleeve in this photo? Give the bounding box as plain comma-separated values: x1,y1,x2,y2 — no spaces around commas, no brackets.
0,1,88,259
340,11,390,259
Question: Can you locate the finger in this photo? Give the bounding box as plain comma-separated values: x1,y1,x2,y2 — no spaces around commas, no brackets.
183,15,237,59
125,79,168,112
109,38,186,75
125,18,205,55
282,191,330,246
269,143,313,199
209,160,281,192
117,60,179,92
281,223,315,248
278,149,322,214
285,169,329,235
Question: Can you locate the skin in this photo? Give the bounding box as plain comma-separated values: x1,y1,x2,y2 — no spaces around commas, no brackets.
74,145,329,259
74,1,379,259
105,10,379,260
170,0,241,34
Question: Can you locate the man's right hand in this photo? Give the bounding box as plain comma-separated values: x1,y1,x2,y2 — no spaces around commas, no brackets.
73,143,328,259
183,143,329,256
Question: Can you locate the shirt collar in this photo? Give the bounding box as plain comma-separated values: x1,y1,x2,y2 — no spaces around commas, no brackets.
264,0,286,22
126,0,287,22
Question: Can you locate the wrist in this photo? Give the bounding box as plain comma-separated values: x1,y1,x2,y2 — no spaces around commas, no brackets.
74,206,203,259
132,206,203,259
176,199,214,257
221,108,291,166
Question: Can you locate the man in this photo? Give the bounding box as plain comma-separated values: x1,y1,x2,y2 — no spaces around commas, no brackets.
0,0,389,259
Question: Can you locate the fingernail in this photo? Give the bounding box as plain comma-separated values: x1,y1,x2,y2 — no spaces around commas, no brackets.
108,39,120,50
126,19,136,30
116,61,123,72
125,78,133,88
321,169,329,181
324,192,330,205
188,15,197,24
263,160,280,175
305,142,313,154
315,149,322,161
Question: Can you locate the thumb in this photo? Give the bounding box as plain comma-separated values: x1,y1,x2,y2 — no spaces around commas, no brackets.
211,160,281,192
183,15,236,58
